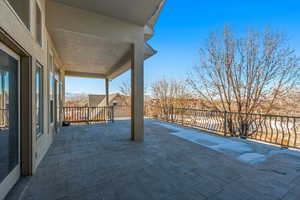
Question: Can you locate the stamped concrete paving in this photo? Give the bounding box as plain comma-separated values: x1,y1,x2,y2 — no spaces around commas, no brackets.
156,121,300,165
7,119,300,200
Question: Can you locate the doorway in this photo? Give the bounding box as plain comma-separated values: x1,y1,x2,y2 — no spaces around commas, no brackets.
0,42,20,200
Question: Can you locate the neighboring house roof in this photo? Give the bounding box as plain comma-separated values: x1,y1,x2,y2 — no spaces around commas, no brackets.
88,93,130,107
88,95,106,107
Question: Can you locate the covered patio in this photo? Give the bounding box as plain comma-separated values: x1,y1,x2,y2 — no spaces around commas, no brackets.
47,0,165,141
7,119,300,200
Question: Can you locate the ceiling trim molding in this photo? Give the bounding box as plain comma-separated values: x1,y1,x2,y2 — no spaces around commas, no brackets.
65,71,107,79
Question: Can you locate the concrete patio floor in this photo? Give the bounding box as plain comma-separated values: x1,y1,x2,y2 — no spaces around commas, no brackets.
6,119,300,200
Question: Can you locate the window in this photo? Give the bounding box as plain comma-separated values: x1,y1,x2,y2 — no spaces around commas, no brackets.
7,0,30,30
36,63,43,136
48,54,54,124
35,2,42,46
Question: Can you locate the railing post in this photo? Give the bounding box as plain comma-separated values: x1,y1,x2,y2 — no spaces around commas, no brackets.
111,106,114,123
105,107,108,122
171,105,174,122
87,107,90,124
224,111,228,136
181,108,184,125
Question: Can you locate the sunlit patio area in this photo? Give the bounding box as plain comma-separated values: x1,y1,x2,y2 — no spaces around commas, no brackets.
7,119,300,200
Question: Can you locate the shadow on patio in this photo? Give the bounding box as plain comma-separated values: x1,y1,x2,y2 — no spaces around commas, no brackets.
7,119,300,200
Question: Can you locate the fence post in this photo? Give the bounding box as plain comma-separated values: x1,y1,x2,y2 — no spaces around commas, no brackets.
224,111,227,136
181,108,184,125
111,106,114,123
171,105,174,122
105,107,108,122
87,107,90,124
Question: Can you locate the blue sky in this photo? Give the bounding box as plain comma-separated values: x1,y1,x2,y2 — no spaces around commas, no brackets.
66,0,300,94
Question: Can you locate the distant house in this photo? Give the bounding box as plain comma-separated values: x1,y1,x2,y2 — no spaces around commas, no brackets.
88,93,131,118
88,94,106,107
88,93,131,107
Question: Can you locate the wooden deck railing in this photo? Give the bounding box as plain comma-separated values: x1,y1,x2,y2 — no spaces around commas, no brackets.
63,106,114,123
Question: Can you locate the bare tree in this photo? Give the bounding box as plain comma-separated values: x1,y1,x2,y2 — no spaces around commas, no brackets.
151,78,191,108
119,81,131,96
187,26,300,137
151,78,191,120
118,80,149,114
273,87,300,115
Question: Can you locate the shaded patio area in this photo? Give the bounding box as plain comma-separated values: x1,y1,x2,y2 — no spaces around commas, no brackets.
7,119,300,200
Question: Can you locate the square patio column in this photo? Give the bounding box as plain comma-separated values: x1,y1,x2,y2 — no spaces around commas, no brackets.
61,70,65,121
131,43,144,141
105,78,109,106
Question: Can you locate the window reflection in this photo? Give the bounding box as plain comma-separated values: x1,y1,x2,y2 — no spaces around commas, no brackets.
0,72,9,130
36,64,43,136
0,49,19,183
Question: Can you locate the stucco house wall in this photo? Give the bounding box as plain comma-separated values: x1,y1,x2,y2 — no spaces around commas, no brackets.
0,0,65,172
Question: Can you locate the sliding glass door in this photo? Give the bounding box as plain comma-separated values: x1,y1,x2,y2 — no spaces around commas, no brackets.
0,42,19,199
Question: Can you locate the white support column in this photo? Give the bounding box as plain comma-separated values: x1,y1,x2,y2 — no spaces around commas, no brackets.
61,70,65,123
105,78,109,106
131,43,144,141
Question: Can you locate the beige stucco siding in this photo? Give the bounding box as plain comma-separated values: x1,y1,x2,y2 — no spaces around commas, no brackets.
0,0,65,172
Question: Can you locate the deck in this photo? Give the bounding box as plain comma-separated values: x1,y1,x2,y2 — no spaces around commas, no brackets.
7,119,300,200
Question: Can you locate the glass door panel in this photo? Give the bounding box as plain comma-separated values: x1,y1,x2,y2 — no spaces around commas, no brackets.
0,44,19,199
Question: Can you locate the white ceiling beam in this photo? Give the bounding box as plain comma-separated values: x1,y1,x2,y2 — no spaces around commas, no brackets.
65,71,107,79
